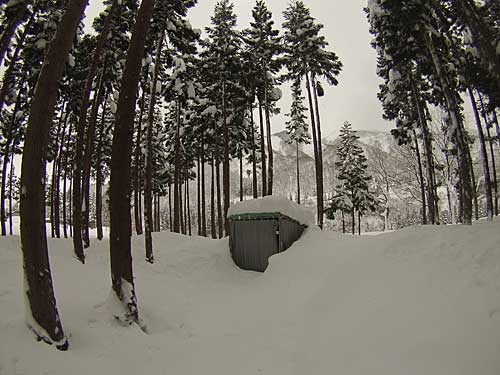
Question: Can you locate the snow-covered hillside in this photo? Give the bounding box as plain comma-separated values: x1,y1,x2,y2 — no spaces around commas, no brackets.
1,221,500,374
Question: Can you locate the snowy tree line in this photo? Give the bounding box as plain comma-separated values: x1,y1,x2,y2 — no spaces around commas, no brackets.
0,0,342,350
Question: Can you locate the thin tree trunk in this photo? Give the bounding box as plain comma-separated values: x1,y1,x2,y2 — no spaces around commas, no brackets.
53,110,69,239
311,74,325,229
305,73,320,227
468,149,479,220
411,80,436,224
201,149,207,236
358,211,361,236
469,88,493,220
95,102,106,241
69,177,73,237
263,70,273,196
168,183,172,231
197,157,201,235
134,87,147,235
20,0,88,350
342,210,345,234
109,0,155,326
221,80,230,235
144,30,164,263
73,0,118,261
62,121,73,239
296,141,301,204
187,177,191,236
0,2,28,71
478,93,498,216
180,181,185,235
173,99,181,233
211,154,216,239
258,103,267,196
8,152,14,235
239,150,243,201
216,157,223,238
250,105,258,198
351,205,355,235
425,31,473,224
413,129,427,224
82,75,106,248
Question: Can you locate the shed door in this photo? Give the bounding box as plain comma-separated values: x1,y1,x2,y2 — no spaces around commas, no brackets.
231,219,279,272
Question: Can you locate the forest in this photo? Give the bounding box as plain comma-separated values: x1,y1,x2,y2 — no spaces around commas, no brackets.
0,0,499,354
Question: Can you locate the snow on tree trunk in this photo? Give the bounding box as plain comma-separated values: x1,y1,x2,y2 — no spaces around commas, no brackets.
20,0,89,350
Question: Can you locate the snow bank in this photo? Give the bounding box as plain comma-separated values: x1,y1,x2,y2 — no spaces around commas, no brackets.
1,219,500,375
227,195,315,226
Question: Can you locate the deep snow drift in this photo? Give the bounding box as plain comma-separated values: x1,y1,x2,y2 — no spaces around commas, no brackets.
1,220,500,374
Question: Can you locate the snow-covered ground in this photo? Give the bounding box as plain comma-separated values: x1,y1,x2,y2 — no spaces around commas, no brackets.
1,220,500,374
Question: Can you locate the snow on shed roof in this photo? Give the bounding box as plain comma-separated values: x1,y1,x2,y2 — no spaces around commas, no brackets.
227,196,315,226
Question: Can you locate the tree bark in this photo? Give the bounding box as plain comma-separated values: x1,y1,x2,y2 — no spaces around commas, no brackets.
197,157,201,235
201,141,207,236
8,152,14,235
216,157,223,238
62,121,73,239
20,0,88,350
425,31,473,224
239,150,243,201
210,154,216,239
221,80,230,236
258,103,267,196
296,141,301,204
469,89,493,220
311,74,325,229
134,87,146,235
413,129,427,224
144,30,164,263
109,0,155,326
95,101,107,241
250,105,258,198
263,71,274,196
53,109,70,239
305,73,321,227
173,100,181,233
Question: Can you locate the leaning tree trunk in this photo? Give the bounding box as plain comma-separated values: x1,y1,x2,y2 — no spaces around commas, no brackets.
412,129,427,225
20,0,88,350
311,74,325,228
305,73,321,227
425,31,473,224
73,0,117,262
478,94,499,216
144,30,164,264
258,103,267,196
469,89,493,220
453,0,500,96
108,0,155,326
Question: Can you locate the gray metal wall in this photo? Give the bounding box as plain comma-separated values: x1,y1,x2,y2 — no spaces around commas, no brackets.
230,215,305,272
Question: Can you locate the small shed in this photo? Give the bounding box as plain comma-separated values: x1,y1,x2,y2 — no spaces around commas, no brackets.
227,197,312,272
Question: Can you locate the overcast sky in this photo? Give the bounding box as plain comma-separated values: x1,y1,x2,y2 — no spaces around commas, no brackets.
85,0,393,139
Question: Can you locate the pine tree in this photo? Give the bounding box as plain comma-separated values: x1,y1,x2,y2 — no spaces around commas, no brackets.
282,0,342,229
285,79,310,204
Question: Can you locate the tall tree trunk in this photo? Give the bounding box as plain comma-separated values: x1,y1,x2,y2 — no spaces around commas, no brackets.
0,7,35,120
478,94,499,216
20,0,88,350
263,71,273,195
296,141,301,204
239,150,243,201
210,154,216,239
351,204,355,235
69,177,73,237
73,0,117,261
341,211,345,234
197,157,201,235
187,178,192,236
305,73,321,227
168,183,172,231
180,181,185,235
8,152,14,235
250,105,258,198
216,157,223,238
201,143,207,236
109,0,155,326
173,99,181,233
62,121,73,239
425,31,473,224
469,89,493,220
454,0,500,95
1,81,25,236
311,74,325,229
413,129,427,224
95,103,106,241
411,81,436,224
468,149,479,220
50,108,66,239
134,87,147,235
221,80,230,235
144,30,164,263
53,110,70,239
358,211,361,236
258,103,267,196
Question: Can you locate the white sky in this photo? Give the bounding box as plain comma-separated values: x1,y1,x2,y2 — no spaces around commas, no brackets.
85,0,393,139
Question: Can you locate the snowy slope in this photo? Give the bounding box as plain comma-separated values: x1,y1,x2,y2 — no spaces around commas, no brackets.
1,221,500,374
